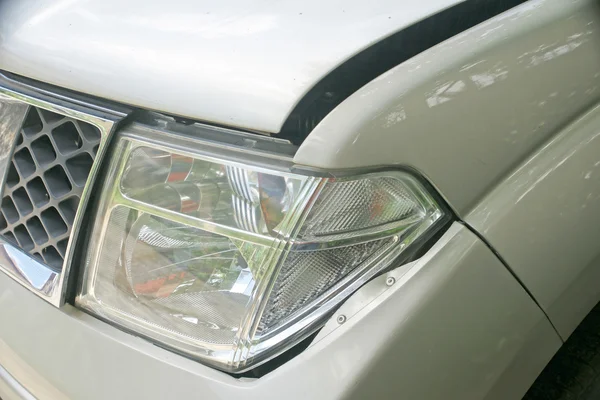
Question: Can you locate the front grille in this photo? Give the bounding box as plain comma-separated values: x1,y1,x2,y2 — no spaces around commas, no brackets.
0,106,100,269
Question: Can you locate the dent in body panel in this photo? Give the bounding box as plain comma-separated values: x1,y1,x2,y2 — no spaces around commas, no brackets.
467,104,600,339
294,0,600,216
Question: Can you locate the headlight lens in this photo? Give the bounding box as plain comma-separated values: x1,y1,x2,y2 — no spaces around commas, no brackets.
76,125,444,373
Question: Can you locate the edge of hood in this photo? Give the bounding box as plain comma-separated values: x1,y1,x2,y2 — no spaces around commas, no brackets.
0,0,465,133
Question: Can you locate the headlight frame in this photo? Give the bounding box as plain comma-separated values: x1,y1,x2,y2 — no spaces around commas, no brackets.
75,114,449,373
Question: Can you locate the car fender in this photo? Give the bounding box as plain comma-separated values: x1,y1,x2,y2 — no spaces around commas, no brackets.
295,0,600,340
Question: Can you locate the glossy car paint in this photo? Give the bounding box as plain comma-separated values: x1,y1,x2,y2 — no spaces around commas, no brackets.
467,104,600,339
0,223,560,400
0,0,592,398
0,0,467,134
295,0,600,216
295,0,600,346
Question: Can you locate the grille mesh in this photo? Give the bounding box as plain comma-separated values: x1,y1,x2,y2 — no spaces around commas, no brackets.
0,107,100,270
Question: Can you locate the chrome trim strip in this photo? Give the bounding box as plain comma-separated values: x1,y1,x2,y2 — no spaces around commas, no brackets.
0,72,130,307
0,96,28,198
0,363,36,400
0,238,59,296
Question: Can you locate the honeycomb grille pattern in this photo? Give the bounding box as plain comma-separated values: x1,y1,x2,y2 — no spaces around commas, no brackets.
0,107,100,270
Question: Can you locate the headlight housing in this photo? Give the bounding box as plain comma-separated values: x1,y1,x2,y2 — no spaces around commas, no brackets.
76,119,445,373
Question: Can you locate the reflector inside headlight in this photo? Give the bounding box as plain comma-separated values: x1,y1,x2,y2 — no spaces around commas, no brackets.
76,125,444,372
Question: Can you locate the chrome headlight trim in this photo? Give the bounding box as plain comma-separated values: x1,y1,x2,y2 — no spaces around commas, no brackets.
74,117,446,372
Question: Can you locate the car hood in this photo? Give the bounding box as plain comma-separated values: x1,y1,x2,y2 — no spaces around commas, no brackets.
0,0,463,133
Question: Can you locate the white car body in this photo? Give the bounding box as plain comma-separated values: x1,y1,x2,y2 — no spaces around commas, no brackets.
2,0,600,399
0,0,462,133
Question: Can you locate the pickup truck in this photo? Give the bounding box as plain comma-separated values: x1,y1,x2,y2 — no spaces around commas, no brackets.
1,0,599,399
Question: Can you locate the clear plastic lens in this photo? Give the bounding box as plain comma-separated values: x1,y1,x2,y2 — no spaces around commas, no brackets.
258,237,396,333
77,137,443,372
120,147,303,235
299,176,426,240
90,207,261,347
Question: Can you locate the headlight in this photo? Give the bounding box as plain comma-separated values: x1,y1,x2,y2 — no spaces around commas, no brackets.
76,121,445,373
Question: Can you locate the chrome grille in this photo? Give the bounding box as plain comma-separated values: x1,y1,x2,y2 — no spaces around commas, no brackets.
0,106,100,270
